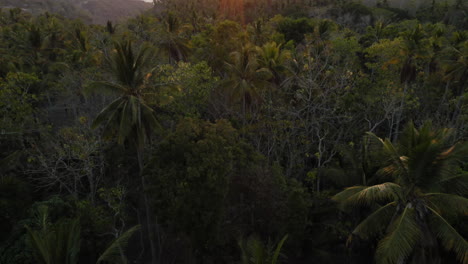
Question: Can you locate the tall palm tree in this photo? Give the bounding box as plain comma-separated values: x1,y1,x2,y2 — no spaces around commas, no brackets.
88,40,159,264
392,24,431,141
90,40,158,167
333,122,468,264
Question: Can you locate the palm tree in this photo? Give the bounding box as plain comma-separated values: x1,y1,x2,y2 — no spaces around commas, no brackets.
392,24,431,141
256,42,291,86
440,40,467,130
157,12,191,64
442,41,468,93
88,40,159,264
224,45,272,122
248,19,268,46
90,40,158,168
333,122,468,264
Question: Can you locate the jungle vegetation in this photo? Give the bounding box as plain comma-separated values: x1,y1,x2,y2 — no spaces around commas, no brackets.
0,0,467,263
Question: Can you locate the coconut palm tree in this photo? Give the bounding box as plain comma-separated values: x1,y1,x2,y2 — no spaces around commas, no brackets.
88,39,159,264
89,40,158,168
333,122,468,264
392,24,431,142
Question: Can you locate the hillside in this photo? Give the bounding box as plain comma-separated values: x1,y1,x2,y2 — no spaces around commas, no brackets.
0,0,152,24
80,0,152,24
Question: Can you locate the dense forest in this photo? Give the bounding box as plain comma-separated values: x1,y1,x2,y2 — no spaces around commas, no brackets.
0,0,467,263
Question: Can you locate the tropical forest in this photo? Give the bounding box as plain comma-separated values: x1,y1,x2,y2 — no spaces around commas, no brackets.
0,0,467,263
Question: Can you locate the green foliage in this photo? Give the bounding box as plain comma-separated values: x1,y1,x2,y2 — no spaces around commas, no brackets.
190,20,244,71
149,61,218,117
146,118,238,253
239,234,288,264
274,16,313,44
0,72,40,134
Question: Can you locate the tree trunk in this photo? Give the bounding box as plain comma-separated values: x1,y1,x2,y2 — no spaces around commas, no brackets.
137,148,159,264
393,82,408,143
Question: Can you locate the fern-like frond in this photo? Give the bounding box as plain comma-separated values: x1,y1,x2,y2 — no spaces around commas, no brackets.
26,216,81,264
26,225,52,264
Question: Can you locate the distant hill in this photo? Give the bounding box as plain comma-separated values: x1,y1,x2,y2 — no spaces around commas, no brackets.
80,0,152,24
0,0,152,24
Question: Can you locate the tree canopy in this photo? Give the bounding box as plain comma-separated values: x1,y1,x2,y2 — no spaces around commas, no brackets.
0,1,467,263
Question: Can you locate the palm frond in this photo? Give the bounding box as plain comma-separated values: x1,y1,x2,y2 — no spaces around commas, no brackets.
375,205,421,264
438,173,468,195
96,225,141,264
332,186,366,205
140,103,159,131
26,225,52,264
424,193,468,218
367,132,409,182
26,211,81,264
239,235,265,264
427,206,468,264
333,183,401,209
91,98,125,129
118,100,134,145
271,235,288,264
353,202,397,240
